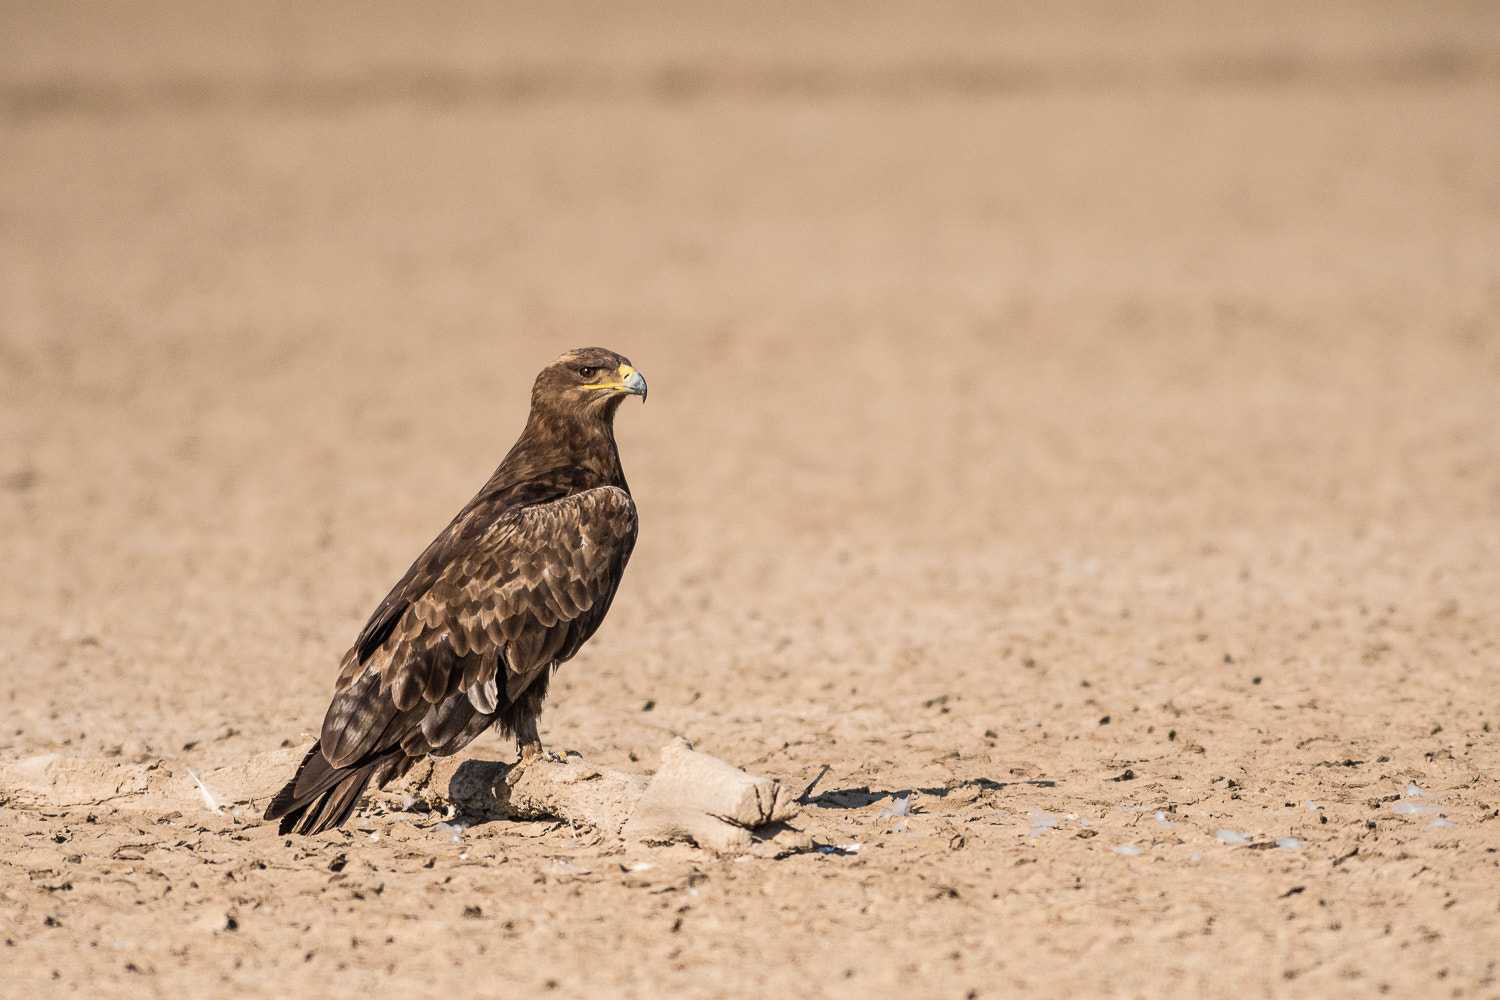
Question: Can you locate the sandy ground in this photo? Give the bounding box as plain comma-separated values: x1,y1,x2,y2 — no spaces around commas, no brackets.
3,2,1500,997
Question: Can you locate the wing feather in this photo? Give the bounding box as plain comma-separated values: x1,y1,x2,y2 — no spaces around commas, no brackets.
468,675,500,714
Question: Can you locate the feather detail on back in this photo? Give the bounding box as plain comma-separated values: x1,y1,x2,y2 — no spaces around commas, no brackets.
320,486,636,769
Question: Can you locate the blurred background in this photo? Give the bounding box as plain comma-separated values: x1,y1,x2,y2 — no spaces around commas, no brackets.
1,0,1497,762
4,4,1500,996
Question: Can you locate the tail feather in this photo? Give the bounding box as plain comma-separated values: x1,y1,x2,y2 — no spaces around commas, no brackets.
264,740,405,835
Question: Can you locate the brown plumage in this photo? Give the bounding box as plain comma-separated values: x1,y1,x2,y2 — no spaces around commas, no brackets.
264,347,646,835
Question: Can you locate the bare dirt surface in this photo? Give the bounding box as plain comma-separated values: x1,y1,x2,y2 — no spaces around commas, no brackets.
3,2,1500,997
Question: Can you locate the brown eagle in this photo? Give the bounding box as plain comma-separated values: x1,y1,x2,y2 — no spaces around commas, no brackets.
264,347,646,835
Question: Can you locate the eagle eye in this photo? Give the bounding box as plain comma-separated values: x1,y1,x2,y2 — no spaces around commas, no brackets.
576,366,598,379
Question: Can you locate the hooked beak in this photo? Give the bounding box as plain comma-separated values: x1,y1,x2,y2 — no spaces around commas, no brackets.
617,364,647,403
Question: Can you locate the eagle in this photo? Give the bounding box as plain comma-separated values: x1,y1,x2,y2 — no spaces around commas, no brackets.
264,347,646,835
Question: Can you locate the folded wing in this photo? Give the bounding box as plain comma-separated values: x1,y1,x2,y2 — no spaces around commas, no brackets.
319,485,638,768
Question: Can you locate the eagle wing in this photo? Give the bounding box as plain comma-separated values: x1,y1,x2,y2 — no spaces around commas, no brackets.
318,485,637,768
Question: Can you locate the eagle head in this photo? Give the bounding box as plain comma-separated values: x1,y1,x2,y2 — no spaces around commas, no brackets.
533,347,647,418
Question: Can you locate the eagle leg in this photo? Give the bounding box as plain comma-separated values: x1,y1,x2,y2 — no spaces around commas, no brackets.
514,714,564,766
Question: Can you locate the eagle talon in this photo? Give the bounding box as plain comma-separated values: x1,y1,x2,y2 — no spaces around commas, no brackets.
515,741,564,765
